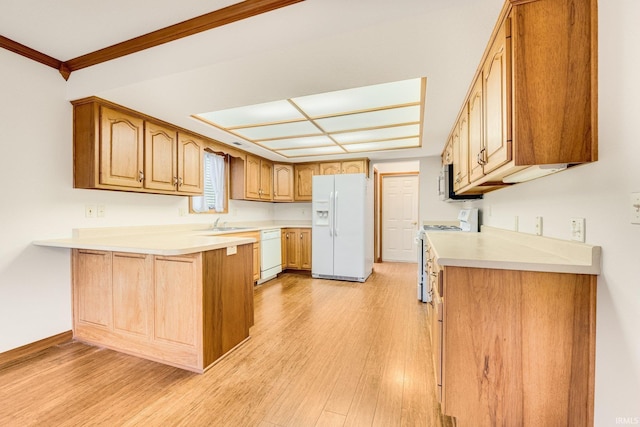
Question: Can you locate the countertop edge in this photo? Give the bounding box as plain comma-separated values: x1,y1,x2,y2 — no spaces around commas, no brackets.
427,226,601,275
33,236,256,256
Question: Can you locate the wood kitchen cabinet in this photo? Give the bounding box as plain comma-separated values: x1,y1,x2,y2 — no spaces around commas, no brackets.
451,105,470,192
72,244,254,373
98,106,145,189
273,163,294,202
281,228,311,270
444,0,597,194
442,139,453,166
427,260,596,426
73,98,203,196
319,159,369,176
230,154,273,201
294,163,319,201
176,132,205,194
144,123,204,195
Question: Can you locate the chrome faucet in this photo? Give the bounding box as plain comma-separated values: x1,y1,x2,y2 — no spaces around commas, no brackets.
213,217,221,229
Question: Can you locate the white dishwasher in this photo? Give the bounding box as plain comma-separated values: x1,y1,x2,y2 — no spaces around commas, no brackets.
259,229,282,283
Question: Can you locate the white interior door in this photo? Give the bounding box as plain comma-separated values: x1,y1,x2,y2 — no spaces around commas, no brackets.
382,174,419,262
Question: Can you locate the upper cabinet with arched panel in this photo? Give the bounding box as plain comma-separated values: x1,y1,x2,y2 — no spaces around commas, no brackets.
73,97,203,196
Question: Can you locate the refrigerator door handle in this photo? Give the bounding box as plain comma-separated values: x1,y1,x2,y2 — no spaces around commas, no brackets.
334,191,339,236
329,191,334,236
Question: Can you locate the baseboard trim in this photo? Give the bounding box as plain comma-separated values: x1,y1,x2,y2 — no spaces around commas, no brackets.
0,330,73,366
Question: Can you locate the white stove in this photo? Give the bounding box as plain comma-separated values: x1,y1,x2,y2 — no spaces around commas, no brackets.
416,208,479,302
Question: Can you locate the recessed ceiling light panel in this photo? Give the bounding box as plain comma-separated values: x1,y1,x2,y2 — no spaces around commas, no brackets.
292,78,422,117
315,105,420,133
234,120,321,140
192,77,426,158
344,137,420,152
259,135,334,150
332,124,420,144
279,145,346,157
197,100,303,128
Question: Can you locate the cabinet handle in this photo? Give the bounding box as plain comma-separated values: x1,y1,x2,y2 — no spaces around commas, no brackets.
173,176,178,186
300,233,303,240
286,233,289,239
138,170,144,182
178,177,183,187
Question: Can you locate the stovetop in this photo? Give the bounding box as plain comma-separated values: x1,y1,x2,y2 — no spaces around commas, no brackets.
422,224,463,231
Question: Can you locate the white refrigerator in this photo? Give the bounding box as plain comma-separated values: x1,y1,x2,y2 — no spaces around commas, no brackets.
312,173,373,282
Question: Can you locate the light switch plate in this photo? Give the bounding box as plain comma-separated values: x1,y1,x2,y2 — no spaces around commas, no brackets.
631,193,640,224
570,217,586,242
535,217,543,236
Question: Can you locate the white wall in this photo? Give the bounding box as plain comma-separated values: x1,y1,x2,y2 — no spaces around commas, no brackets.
0,51,275,352
428,1,639,423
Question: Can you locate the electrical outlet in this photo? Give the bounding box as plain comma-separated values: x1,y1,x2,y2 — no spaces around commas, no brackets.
570,217,586,242
178,207,187,217
631,193,640,224
97,204,106,218
85,204,96,218
535,216,543,236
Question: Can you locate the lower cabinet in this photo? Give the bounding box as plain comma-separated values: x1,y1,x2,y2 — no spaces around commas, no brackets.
72,245,254,373
430,264,596,426
281,228,311,270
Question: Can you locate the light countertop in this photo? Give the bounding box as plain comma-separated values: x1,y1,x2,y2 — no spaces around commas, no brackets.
33,222,312,256
426,226,601,275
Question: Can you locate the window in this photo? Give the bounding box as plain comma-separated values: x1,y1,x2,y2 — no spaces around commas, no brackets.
191,151,228,213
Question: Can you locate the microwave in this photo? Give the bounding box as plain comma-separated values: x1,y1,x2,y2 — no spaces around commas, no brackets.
438,164,483,202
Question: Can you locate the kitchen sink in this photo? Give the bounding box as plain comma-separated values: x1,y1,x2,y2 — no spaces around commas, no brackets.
210,226,252,232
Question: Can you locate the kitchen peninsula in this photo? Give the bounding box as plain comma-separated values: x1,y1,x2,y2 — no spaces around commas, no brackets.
34,226,258,373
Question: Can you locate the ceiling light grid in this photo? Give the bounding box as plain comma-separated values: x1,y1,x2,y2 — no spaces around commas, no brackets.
193,77,426,158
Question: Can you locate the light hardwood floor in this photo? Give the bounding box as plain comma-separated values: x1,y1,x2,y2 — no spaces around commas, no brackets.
0,262,453,427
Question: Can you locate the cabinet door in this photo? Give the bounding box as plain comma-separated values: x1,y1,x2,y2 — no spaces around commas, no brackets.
154,254,201,348
483,18,512,175
455,106,470,191
468,78,485,183
281,230,288,268
177,133,204,194
294,163,319,201
284,229,300,269
320,162,341,175
244,155,261,200
259,160,274,200
442,140,453,166
451,125,462,191
342,160,365,175
100,107,144,188
144,121,177,192
73,249,113,328
253,243,260,281
299,229,312,270
112,252,153,337
273,164,294,202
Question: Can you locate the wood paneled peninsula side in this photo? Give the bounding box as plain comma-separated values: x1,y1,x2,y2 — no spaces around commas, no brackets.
34,226,257,373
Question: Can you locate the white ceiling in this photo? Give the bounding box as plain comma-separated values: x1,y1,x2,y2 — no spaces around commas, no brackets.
0,0,505,162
